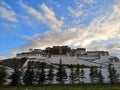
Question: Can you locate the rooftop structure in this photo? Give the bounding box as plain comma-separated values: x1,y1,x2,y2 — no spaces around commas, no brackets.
46,46,70,55
16,46,119,67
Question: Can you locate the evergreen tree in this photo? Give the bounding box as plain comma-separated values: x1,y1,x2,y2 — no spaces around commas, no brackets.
56,59,67,85
69,65,75,84
0,66,7,85
23,62,34,86
9,60,21,86
47,65,54,84
80,67,85,84
97,66,104,84
69,64,85,84
37,62,46,84
10,69,21,86
108,64,119,84
73,64,81,84
89,66,98,83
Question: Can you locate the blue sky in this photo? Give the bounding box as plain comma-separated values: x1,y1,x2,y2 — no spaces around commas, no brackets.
0,0,120,59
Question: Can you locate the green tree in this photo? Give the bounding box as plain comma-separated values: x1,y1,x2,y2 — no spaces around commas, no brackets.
23,62,34,86
80,67,85,84
56,59,67,85
73,64,81,84
47,65,54,84
108,64,119,84
89,66,98,83
37,62,46,84
0,66,7,85
97,66,104,84
9,59,21,86
69,65,75,84
10,69,21,86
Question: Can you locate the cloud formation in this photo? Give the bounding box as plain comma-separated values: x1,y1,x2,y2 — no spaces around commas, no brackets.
0,56,6,60
67,4,83,18
18,0,119,54
86,43,120,58
82,0,96,4
0,1,17,22
20,1,63,32
0,0,120,59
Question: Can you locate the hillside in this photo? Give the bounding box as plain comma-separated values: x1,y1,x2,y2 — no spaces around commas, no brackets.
0,58,27,68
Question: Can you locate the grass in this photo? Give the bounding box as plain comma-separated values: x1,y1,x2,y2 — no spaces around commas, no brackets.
0,84,120,90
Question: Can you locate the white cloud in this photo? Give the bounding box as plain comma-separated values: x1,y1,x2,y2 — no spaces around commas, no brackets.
21,16,33,25
82,0,96,4
0,1,17,22
86,43,120,58
49,0,61,7
18,0,119,55
67,4,83,18
1,0,120,59
0,56,6,60
86,43,120,51
67,0,97,25
1,1,12,10
20,1,63,32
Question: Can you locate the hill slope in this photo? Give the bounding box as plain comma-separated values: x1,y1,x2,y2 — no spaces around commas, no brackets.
0,58,27,68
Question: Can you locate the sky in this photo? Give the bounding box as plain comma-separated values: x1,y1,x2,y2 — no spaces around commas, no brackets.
0,0,120,59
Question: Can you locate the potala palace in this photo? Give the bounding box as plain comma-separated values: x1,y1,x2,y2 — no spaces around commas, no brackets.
16,46,120,67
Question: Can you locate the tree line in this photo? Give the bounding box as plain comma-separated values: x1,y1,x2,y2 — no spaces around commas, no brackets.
0,59,120,86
